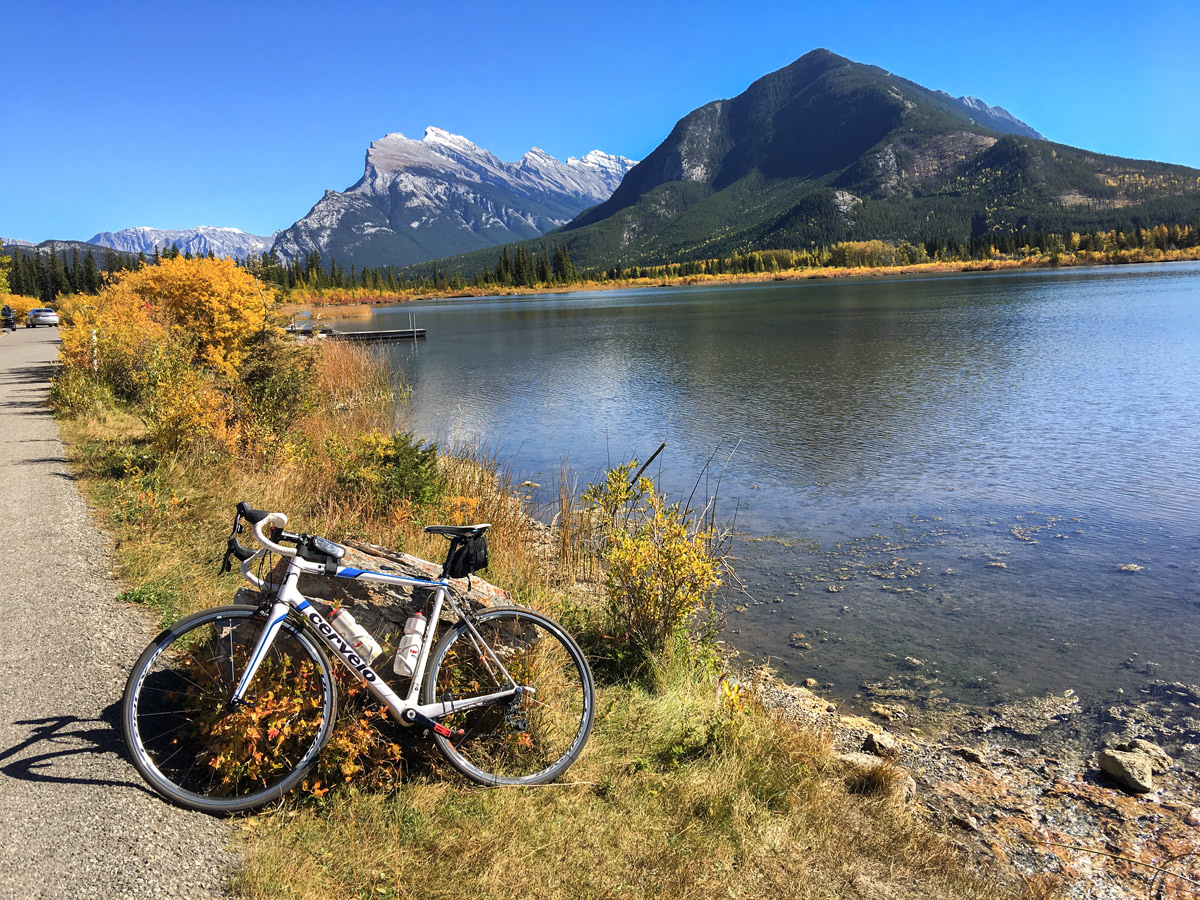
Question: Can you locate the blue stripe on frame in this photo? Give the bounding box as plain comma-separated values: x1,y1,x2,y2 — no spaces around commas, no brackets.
333,566,445,585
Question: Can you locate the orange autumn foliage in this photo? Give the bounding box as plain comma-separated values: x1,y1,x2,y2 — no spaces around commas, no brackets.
111,256,273,375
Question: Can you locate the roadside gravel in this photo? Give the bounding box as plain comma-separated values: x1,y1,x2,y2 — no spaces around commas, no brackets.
0,328,236,900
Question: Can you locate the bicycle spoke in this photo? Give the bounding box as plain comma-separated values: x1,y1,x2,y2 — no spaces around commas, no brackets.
425,610,593,785
124,606,336,812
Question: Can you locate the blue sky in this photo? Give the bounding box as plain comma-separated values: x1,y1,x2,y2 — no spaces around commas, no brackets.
3,0,1198,242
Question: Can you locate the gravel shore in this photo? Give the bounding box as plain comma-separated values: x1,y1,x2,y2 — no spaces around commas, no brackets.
0,328,235,900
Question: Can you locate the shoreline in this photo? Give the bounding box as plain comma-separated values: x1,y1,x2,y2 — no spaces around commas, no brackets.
281,250,1200,313
750,665,1200,899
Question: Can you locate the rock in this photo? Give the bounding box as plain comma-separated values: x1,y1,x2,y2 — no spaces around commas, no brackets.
870,702,907,722
1186,808,1200,827
803,678,820,689
1098,748,1155,793
1121,739,1172,774
952,746,985,765
952,814,981,832
863,731,899,758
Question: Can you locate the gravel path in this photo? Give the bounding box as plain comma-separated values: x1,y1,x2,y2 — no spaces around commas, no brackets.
0,328,236,900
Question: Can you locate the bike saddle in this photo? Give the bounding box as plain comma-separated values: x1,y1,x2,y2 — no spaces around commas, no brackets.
424,524,491,538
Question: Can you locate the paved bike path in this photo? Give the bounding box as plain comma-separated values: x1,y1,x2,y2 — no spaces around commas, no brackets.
0,328,235,900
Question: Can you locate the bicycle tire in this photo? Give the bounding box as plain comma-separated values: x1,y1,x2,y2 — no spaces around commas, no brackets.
422,607,595,785
122,604,337,814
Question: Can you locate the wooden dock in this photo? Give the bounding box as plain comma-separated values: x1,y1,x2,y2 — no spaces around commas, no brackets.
286,313,426,343
329,328,426,342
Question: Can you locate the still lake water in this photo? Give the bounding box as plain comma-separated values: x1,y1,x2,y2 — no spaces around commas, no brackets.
336,262,1200,720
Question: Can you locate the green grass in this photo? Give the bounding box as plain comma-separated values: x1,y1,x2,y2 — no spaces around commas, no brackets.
233,658,1020,900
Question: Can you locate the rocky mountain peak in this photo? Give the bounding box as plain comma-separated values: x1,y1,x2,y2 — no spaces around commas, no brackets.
272,129,638,268
423,126,481,152
934,91,1044,139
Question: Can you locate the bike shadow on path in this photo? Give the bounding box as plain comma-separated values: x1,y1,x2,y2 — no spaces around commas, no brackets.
0,700,151,794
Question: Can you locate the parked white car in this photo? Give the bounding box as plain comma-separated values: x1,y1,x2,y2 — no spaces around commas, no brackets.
25,308,59,328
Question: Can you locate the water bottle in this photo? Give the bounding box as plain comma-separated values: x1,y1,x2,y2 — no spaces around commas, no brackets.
328,608,382,664
394,612,427,676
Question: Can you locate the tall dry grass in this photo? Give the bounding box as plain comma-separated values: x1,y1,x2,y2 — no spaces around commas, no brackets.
234,656,1024,900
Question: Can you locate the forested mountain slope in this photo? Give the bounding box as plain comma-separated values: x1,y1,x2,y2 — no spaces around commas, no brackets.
422,49,1200,277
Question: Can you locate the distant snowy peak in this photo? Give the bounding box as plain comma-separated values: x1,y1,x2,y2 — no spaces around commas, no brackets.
356,127,636,203
935,91,1044,139
89,226,276,259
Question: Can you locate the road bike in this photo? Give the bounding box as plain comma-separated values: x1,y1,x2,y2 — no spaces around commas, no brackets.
121,502,595,814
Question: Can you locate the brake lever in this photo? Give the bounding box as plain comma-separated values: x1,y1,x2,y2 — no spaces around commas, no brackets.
220,536,257,574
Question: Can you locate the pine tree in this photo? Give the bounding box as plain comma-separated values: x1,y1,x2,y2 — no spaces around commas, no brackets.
82,251,100,293
9,250,27,295
552,241,576,282
496,246,512,284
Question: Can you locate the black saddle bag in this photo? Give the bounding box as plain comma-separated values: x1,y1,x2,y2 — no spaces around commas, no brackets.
446,534,489,579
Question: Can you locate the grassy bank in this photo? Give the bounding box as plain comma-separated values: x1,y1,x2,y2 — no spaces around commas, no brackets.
51,257,1038,899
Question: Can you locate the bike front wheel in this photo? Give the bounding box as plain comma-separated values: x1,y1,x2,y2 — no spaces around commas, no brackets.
122,604,337,814
423,608,595,786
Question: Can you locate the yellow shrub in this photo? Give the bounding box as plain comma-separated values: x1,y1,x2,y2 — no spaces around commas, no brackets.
585,466,722,663
108,256,273,375
146,360,236,454
58,287,168,401
4,295,42,318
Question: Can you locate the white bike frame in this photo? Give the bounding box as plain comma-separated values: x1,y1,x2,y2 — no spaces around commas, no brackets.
232,513,519,733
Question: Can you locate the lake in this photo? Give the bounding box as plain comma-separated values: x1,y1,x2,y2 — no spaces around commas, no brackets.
333,262,1200,727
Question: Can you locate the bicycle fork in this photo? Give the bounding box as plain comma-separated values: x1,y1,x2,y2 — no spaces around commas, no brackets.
229,599,290,709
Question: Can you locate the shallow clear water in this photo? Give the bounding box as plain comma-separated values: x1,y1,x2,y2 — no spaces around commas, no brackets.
335,262,1200,717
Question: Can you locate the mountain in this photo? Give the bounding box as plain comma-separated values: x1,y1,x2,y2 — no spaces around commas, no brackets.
271,127,636,269
89,226,275,259
428,49,1198,276
937,93,1043,139
16,239,113,257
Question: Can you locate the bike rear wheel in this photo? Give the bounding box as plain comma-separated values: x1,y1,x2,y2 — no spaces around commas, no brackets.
423,608,595,785
122,604,337,814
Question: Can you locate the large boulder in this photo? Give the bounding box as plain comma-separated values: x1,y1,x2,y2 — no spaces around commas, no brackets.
1098,748,1155,793
862,731,900,759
